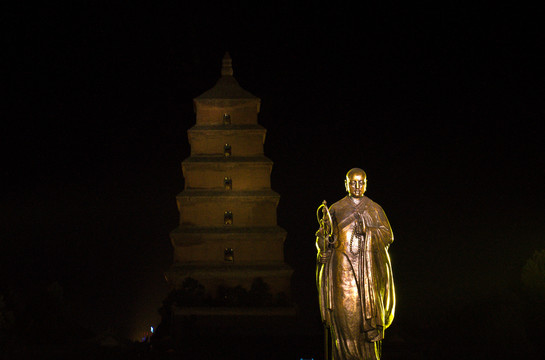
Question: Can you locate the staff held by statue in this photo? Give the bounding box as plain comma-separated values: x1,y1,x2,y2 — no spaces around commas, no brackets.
316,200,334,360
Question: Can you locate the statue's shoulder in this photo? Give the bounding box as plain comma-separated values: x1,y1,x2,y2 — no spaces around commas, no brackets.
329,197,352,220
363,196,386,214
364,196,378,208
330,196,350,212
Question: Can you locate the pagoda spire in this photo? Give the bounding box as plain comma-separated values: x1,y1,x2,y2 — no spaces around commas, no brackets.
221,52,233,76
195,52,257,100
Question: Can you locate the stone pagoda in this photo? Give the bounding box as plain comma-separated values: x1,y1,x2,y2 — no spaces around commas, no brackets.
167,53,292,305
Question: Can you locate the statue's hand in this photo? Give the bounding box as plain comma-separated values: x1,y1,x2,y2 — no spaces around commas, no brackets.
317,249,332,264
315,229,327,251
315,227,326,238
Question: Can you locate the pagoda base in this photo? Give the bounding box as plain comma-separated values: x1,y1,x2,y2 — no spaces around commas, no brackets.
166,262,293,300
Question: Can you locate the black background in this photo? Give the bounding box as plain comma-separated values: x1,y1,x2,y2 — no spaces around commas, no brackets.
3,1,544,357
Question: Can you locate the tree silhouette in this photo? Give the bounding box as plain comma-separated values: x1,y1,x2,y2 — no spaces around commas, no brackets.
521,249,545,299
521,249,545,356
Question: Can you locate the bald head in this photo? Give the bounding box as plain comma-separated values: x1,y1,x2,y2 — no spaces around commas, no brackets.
345,168,367,198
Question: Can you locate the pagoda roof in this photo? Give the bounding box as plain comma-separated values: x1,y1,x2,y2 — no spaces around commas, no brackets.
195,52,259,101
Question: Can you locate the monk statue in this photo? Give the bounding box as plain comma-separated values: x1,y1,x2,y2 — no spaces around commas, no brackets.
316,168,395,360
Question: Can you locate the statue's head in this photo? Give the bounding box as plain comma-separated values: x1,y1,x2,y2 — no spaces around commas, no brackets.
345,168,367,198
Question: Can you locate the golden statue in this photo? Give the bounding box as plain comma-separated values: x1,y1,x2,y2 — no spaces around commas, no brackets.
316,168,395,360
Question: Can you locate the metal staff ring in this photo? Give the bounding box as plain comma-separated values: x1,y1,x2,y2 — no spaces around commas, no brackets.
316,201,333,238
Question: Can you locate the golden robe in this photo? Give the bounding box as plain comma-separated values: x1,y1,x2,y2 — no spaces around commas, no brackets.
317,196,395,360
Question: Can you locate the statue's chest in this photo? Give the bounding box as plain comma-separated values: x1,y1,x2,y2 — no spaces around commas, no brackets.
336,212,366,255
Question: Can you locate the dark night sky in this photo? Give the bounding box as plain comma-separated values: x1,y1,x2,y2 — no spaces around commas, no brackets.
3,1,545,344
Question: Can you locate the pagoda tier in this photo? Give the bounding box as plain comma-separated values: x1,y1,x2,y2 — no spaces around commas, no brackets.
175,190,280,227
182,156,273,190
170,226,286,264
188,124,266,156
194,101,260,125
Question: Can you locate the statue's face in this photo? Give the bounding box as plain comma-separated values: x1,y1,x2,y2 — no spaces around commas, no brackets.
345,171,367,198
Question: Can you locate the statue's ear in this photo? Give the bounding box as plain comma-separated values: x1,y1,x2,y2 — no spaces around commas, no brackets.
344,179,348,193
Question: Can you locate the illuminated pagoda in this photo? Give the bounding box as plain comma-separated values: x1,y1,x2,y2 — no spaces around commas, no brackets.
167,53,292,307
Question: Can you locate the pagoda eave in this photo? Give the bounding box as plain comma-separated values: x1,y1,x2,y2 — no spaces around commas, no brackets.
170,225,286,235
182,155,273,164
177,189,279,199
